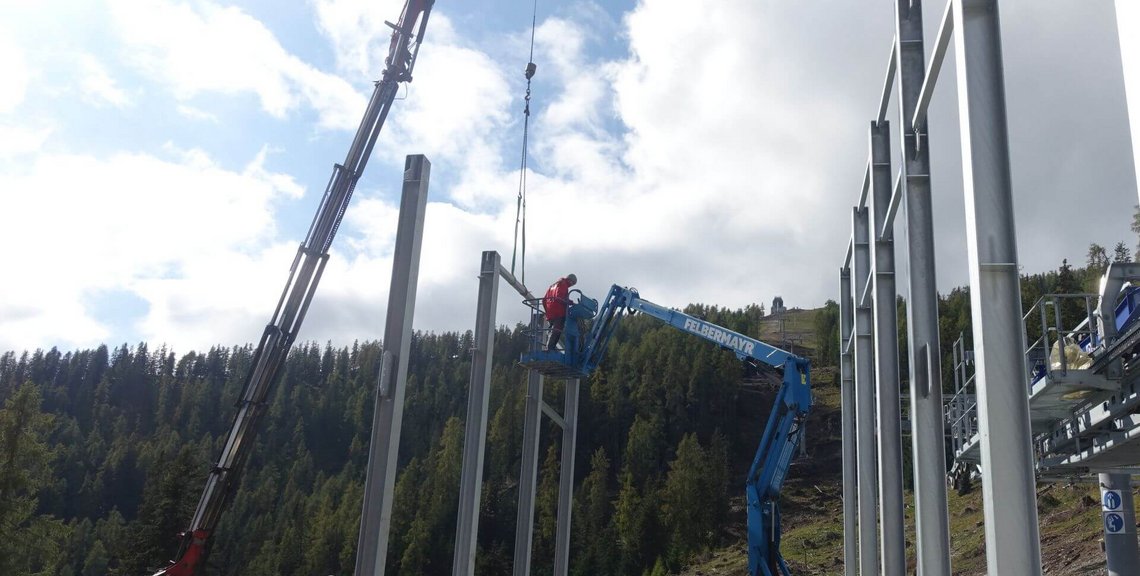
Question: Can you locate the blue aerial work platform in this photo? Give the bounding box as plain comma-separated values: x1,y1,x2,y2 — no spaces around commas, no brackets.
519,285,811,576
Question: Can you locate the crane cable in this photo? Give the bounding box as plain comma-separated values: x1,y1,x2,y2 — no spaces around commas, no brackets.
510,0,539,287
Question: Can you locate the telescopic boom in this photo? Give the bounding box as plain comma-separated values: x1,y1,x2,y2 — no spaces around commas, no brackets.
152,3,434,574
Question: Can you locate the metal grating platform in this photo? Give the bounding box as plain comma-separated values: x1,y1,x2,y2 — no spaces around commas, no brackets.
945,290,1140,479
1039,378,1140,455
953,375,1139,472
518,351,589,380
1027,369,1118,433
1040,414,1140,471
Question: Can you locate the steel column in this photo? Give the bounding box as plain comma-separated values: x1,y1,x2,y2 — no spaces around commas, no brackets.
1116,0,1140,204
952,1,1042,573
512,364,544,576
1100,473,1140,576
354,154,430,576
851,206,879,576
453,250,501,576
894,1,952,574
868,121,905,574
552,379,580,576
840,267,858,576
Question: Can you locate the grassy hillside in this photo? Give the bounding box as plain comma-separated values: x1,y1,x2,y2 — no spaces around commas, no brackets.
679,307,1118,576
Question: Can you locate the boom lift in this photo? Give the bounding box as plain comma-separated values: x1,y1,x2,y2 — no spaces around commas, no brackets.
152,2,434,574
520,285,812,576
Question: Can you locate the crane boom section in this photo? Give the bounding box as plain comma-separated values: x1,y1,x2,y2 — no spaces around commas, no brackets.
154,2,434,575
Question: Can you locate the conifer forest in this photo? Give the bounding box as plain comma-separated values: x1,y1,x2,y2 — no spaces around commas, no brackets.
0,254,1121,575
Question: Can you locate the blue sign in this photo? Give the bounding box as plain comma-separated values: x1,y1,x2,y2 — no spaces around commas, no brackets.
1103,490,1123,512
1105,512,1125,534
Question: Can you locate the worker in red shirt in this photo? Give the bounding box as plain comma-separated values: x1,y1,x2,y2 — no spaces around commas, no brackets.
542,274,577,351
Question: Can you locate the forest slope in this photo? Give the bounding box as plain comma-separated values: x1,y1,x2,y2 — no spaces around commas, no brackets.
1,256,1130,575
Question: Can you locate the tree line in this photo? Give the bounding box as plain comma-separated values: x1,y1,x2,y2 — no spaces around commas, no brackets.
6,228,1135,575
1,301,792,576
812,230,1139,395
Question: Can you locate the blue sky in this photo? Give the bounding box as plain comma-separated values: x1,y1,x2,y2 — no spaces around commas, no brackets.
1,0,1137,355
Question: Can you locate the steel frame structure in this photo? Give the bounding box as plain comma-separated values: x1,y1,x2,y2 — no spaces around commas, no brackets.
451,250,579,576
843,2,1140,574
839,0,1043,573
948,287,1140,572
359,3,1140,575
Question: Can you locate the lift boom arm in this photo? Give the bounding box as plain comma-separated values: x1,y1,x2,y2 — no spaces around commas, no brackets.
521,285,811,576
152,3,434,575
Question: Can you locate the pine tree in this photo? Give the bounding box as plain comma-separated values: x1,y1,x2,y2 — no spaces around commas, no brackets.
0,381,68,575
1131,204,1140,256
1086,243,1111,291
121,446,199,574
661,434,710,565
1087,243,1109,271
534,442,561,575
572,448,617,576
614,471,646,572
624,414,665,485
1114,241,1132,264
813,300,840,369
1055,259,1086,330
81,539,110,576
705,430,730,530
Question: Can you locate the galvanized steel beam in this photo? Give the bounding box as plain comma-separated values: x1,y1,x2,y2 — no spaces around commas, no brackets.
1116,0,1140,203
851,206,879,576
881,171,903,241
858,163,871,210
354,154,430,576
952,0,1042,572
868,120,906,575
913,0,954,131
541,399,567,431
552,380,580,576
840,267,858,576
453,251,501,576
894,1,952,573
879,42,898,124
512,363,544,576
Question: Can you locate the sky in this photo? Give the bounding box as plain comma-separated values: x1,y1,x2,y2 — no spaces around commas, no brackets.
0,0,1136,356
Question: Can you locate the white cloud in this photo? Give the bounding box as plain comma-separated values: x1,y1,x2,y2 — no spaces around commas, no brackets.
176,104,219,122
298,198,507,342
0,30,28,113
369,17,513,196
109,0,364,130
1,0,1134,356
131,242,302,353
311,0,461,77
0,124,52,159
315,2,863,323
0,147,306,353
78,53,130,108
611,2,851,237
312,0,398,77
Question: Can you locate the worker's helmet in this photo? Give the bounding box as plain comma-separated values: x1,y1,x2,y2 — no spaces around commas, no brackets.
567,274,577,285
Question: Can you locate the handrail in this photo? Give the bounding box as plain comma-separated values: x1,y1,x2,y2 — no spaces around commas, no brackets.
1022,294,1099,385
